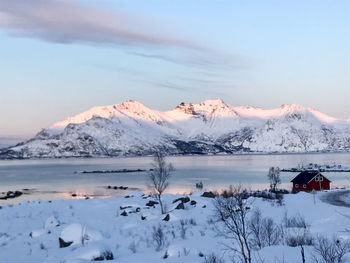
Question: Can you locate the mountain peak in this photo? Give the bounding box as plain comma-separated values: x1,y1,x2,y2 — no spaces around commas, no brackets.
279,104,306,111
116,100,148,111
173,98,236,118
199,98,226,106
116,100,161,122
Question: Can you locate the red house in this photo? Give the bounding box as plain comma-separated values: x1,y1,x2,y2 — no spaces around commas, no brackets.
291,171,331,192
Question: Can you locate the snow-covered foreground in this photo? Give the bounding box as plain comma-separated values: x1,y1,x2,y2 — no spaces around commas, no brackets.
1,190,350,263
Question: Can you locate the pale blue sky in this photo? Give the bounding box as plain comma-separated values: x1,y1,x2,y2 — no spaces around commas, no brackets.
0,0,349,139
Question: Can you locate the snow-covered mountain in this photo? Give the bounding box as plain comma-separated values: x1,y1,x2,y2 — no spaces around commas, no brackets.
2,99,350,159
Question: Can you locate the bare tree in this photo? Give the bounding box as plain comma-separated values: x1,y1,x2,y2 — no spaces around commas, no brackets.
267,167,281,192
213,185,252,263
148,152,174,214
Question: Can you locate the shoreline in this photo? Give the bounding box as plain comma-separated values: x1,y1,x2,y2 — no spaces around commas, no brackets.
1,150,350,161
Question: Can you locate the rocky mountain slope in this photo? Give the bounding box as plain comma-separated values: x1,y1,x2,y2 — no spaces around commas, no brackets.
1,99,350,158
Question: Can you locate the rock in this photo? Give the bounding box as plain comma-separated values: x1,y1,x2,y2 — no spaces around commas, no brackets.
92,250,114,261
107,185,111,189
136,207,141,212
173,197,190,204
175,202,185,210
71,193,77,197
0,190,23,200
121,211,128,216
59,237,73,248
146,200,159,207
120,205,132,210
190,200,197,205
163,214,170,221
141,215,147,220
202,205,207,208
201,191,215,198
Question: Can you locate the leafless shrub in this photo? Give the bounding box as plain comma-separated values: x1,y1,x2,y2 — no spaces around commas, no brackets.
312,235,350,263
249,209,282,250
189,218,197,225
213,185,252,263
183,247,190,256
180,220,188,240
128,240,137,253
283,212,308,229
148,152,174,214
286,232,313,247
152,225,168,251
263,218,281,246
249,209,264,250
203,253,225,263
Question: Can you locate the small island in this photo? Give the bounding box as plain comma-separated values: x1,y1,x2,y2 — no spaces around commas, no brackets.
282,163,350,172
78,168,152,174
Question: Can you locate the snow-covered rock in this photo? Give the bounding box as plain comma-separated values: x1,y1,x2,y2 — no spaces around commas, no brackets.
2,99,350,158
60,223,103,247
45,216,60,229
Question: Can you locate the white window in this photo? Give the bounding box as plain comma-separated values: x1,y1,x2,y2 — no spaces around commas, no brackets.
315,175,323,182
295,184,299,188
303,184,307,188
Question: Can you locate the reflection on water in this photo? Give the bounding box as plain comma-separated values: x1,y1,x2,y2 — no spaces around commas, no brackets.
1,153,350,204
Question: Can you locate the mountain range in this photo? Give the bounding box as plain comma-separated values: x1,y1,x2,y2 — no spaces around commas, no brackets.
1,99,350,159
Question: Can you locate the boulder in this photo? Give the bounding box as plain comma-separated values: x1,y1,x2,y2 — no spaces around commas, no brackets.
175,202,185,210
146,200,159,207
59,237,73,248
92,250,114,261
0,190,23,200
120,205,132,210
190,200,197,206
172,197,190,204
201,191,215,198
163,214,170,221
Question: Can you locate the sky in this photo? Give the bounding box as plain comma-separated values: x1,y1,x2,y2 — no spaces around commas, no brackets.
0,0,349,142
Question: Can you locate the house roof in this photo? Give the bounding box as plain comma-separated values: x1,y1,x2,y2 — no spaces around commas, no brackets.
291,171,330,183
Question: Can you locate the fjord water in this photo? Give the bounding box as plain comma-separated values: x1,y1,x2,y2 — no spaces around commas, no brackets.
1,153,350,204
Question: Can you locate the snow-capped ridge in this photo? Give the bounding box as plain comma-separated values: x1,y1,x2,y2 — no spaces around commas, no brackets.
2,99,350,159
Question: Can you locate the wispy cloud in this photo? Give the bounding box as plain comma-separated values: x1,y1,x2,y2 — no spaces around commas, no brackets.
139,79,229,97
0,0,248,97
0,0,196,49
129,51,247,71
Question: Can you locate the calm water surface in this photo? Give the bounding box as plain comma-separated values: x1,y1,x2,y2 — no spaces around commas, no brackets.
1,153,350,204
